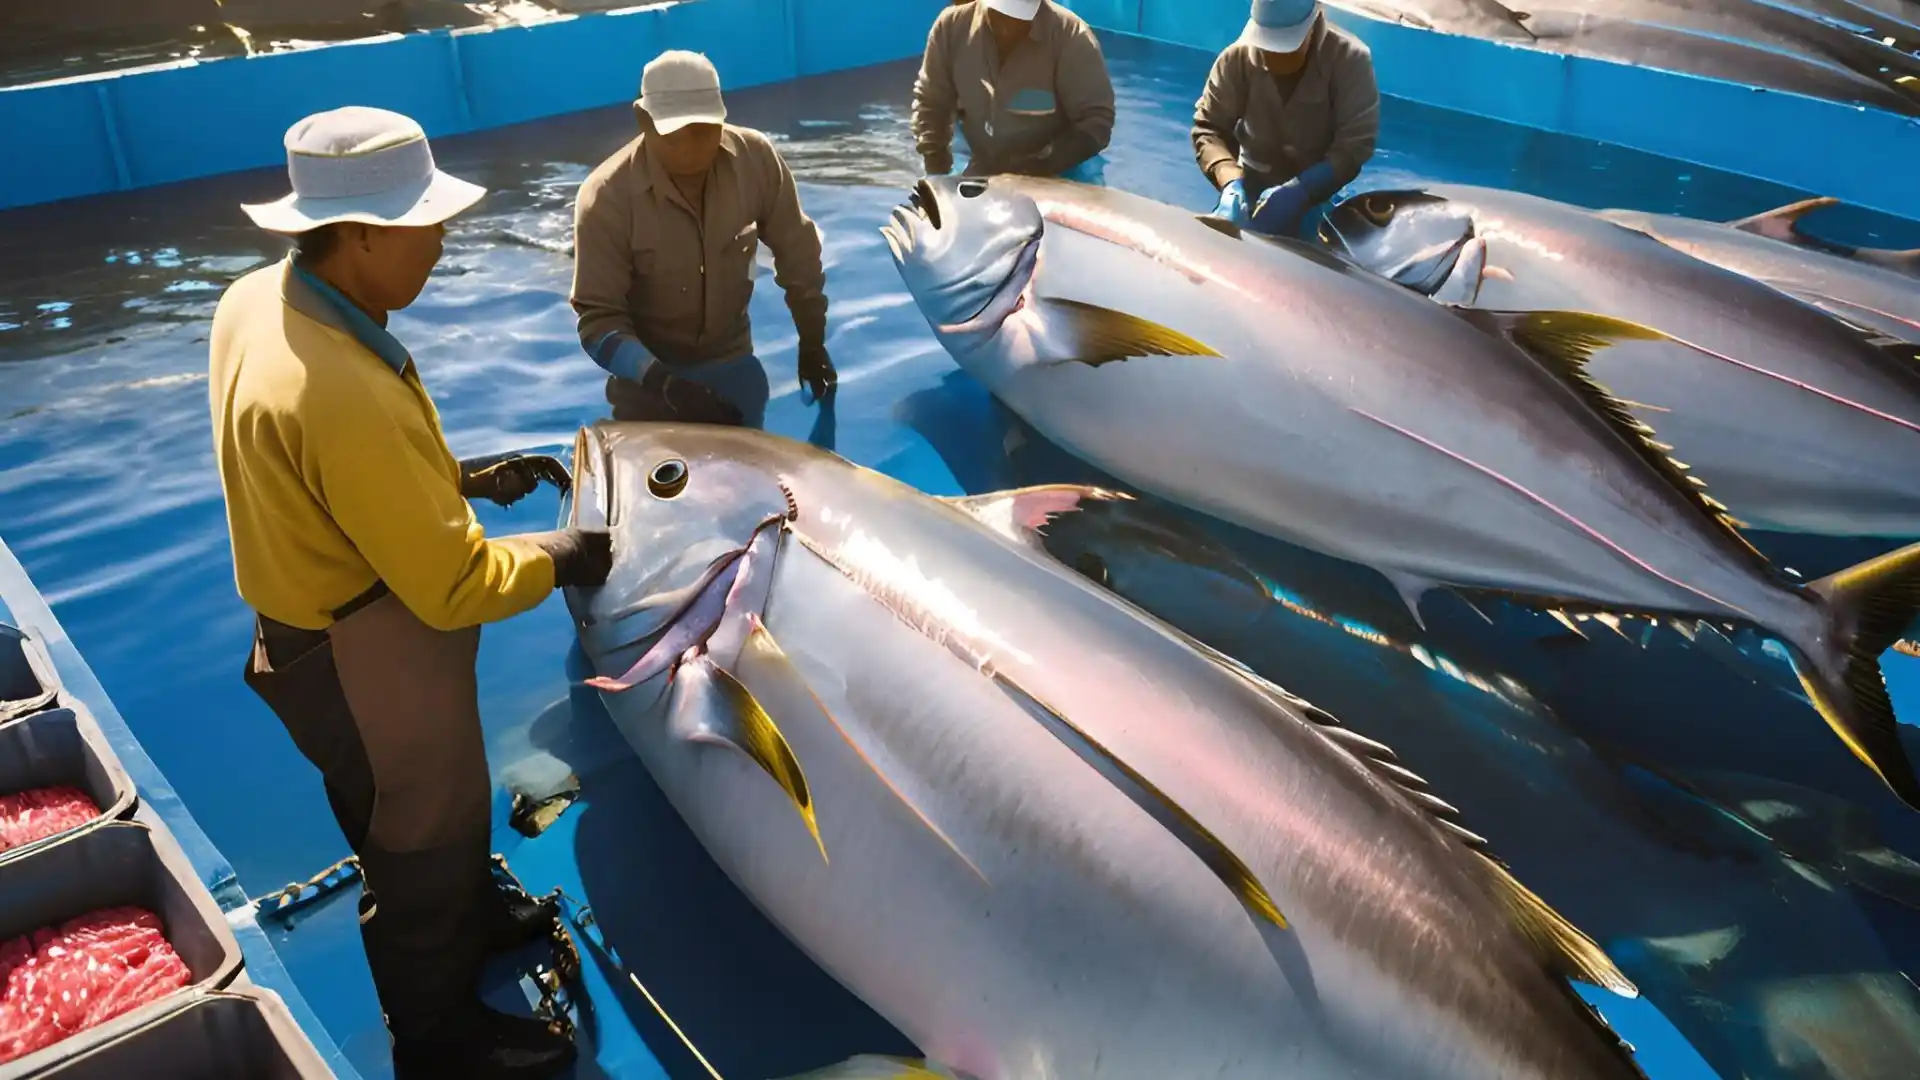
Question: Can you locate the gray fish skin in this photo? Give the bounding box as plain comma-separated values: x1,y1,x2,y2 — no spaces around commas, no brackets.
562,421,1644,1080
1329,183,1920,538
1324,0,1920,115
890,174,1920,808
1028,495,1920,1080
888,174,1824,659
1598,205,1920,343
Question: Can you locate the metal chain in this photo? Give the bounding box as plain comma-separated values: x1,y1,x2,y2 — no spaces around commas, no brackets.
249,855,362,918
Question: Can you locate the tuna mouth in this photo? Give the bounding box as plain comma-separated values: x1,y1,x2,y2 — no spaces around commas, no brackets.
881,180,943,262
584,514,786,693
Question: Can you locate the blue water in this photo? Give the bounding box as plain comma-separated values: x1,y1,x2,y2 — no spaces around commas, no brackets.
4,30,1920,1080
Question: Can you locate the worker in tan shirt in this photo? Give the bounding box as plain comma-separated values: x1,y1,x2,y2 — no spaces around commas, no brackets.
1195,0,1380,237
912,0,1116,179
571,50,835,428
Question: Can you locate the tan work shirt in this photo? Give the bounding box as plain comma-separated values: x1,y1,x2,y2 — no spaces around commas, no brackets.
1192,21,1380,190
571,125,827,366
912,0,1116,175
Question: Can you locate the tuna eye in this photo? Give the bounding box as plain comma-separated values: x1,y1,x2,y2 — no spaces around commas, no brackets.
1363,196,1394,224
1073,552,1111,588
959,179,989,199
648,459,689,499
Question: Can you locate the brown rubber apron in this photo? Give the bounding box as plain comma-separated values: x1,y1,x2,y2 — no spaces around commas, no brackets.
243,582,493,1038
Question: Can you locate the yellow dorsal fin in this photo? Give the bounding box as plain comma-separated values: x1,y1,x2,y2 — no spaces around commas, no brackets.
1461,309,1778,579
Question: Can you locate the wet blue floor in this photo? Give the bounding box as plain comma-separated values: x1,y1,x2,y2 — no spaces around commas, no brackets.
4,30,1920,1080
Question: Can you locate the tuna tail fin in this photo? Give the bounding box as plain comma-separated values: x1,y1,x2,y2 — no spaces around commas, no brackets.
1792,541,1920,811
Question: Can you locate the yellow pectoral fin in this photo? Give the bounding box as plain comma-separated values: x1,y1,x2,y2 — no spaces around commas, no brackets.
690,654,827,865
737,618,988,885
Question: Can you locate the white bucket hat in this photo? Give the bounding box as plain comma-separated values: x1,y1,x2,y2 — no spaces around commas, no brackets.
984,0,1044,17
1242,0,1323,54
240,106,485,234
638,50,729,135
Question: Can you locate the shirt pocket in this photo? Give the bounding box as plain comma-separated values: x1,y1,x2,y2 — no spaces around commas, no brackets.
720,221,762,318
1005,85,1058,117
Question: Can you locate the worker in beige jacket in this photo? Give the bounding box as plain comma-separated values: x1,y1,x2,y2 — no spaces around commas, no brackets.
912,0,1116,179
571,50,835,428
1194,0,1379,237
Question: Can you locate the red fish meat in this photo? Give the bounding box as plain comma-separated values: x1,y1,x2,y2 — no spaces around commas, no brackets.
0,907,191,1063
0,787,101,852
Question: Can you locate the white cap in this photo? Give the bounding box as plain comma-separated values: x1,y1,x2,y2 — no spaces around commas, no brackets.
984,0,1044,19
240,106,485,234
638,50,728,135
1241,0,1322,54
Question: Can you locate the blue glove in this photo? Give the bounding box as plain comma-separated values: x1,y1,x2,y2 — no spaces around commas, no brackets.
1210,179,1253,227
589,332,655,384
1250,161,1339,237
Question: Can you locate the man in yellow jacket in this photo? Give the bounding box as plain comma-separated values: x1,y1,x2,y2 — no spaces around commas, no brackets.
209,106,604,1080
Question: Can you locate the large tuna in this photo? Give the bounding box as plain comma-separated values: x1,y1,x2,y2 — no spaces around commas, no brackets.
884,174,1920,809
1020,491,1920,1080
1595,197,1920,343
560,421,1645,1080
1318,183,1920,539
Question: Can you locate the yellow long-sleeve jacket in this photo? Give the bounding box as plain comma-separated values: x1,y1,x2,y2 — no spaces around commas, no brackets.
209,255,554,632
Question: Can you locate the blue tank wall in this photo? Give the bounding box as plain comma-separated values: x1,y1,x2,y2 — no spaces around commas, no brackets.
5,0,1918,216
1060,0,1920,221
0,0,952,212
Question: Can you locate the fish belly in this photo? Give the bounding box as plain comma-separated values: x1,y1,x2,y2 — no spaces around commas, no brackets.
601,548,1350,1080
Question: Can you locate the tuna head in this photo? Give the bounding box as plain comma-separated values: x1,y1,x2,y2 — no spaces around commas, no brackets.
883,176,1044,361
883,175,1220,384
1319,188,1485,299
565,422,801,694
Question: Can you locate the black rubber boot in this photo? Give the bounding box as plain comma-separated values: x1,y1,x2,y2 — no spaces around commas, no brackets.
356,841,491,1049
390,1003,577,1080
481,880,560,954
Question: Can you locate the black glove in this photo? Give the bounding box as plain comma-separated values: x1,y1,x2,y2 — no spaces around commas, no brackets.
642,363,744,426
460,454,571,507
526,529,613,589
1014,128,1102,178
798,342,837,403
923,149,954,177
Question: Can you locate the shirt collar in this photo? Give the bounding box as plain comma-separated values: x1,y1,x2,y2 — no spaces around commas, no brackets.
635,126,742,196
291,260,412,376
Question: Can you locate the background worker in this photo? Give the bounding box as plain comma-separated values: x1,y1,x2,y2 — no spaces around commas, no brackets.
571,50,836,428
1195,0,1380,237
210,106,611,1080
912,0,1116,178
